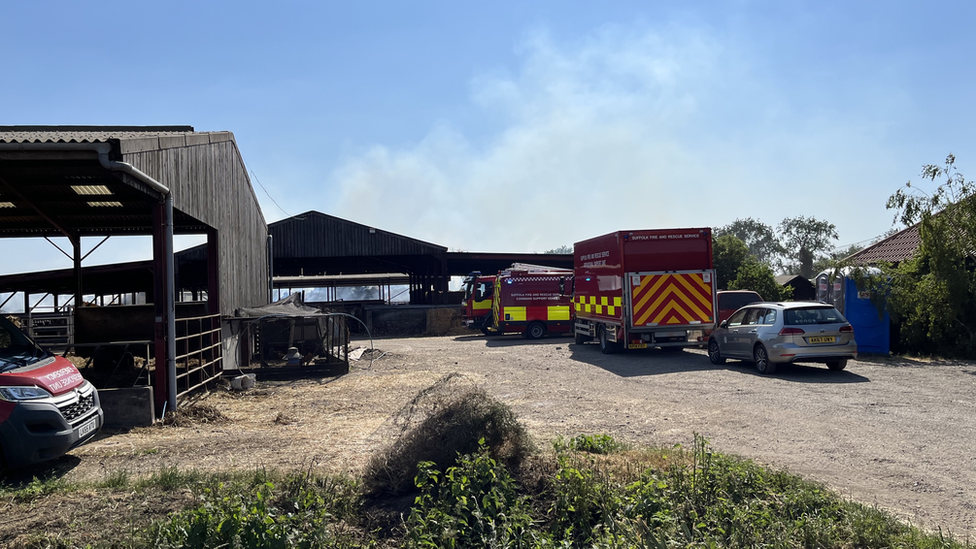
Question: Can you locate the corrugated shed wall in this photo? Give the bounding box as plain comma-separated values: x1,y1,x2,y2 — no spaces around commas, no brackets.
122,134,268,313
270,212,446,258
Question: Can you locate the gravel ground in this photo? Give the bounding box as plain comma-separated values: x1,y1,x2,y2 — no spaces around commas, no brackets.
53,333,976,541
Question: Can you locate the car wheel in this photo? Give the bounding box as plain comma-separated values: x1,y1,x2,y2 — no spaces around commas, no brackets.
827,359,848,371
526,322,546,340
707,339,725,365
754,344,776,375
599,326,619,355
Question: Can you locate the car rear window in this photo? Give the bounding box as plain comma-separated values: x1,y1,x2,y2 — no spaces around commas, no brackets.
719,292,762,310
784,307,847,325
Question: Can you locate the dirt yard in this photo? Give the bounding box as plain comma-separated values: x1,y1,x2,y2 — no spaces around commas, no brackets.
29,334,976,539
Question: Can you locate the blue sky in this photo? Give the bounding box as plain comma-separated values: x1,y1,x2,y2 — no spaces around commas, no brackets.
2,0,975,274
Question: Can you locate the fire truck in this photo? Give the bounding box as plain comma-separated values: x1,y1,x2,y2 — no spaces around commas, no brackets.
573,228,717,353
460,271,497,334
479,265,574,339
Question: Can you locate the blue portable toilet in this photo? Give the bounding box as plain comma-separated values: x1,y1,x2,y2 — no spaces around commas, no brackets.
815,271,890,354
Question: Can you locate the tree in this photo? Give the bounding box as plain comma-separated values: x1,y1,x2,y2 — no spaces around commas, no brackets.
729,257,793,301
716,218,782,265
811,243,865,277
884,154,976,357
544,245,572,254
712,234,750,290
777,216,839,278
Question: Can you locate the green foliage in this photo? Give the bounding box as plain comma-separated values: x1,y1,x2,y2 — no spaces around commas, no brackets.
406,440,537,548
712,234,751,290
149,474,368,548
2,475,72,503
545,454,625,545
564,434,623,455
729,258,792,301
885,154,976,357
716,218,782,265
777,216,839,278
543,245,573,254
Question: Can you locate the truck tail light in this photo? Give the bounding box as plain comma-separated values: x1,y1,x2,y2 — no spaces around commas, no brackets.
778,327,805,336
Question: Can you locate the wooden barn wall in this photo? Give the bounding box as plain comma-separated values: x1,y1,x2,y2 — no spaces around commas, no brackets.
120,134,268,313
271,214,445,258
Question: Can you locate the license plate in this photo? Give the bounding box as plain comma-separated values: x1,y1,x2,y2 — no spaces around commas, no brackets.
628,343,647,349
807,336,836,344
78,417,98,438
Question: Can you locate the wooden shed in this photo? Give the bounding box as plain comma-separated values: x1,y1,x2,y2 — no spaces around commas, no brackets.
0,126,268,413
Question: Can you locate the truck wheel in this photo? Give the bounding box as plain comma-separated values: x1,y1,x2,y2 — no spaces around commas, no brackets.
574,331,590,345
707,339,725,365
481,314,496,336
826,359,848,371
599,326,619,355
526,322,546,340
754,344,776,375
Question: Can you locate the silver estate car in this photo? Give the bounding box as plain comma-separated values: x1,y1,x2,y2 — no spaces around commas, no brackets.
707,302,857,374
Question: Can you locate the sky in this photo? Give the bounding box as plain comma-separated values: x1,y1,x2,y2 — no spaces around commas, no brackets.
2,0,975,275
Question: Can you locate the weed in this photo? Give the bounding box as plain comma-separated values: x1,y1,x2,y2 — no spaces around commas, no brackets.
406,440,538,548
554,433,624,455
100,468,131,489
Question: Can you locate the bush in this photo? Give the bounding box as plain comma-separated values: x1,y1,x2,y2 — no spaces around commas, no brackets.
406,441,537,548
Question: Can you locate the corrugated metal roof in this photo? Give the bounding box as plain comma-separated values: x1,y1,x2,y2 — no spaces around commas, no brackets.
0,126,232,151
846,225,921,265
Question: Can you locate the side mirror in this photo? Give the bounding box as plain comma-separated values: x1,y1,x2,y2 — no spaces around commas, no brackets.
719,320,728,329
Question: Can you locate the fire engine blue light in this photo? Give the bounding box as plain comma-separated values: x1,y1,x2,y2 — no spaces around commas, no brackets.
506,279,513,284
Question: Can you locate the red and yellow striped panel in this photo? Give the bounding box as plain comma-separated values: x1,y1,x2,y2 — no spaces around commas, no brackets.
631,273,714,326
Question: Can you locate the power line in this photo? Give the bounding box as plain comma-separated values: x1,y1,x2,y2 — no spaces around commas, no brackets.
250,170,292,219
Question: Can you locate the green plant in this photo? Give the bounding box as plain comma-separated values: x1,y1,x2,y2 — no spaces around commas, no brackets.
100,468,131,489
405,440,537,548
149,475,368,548
568,434,623,455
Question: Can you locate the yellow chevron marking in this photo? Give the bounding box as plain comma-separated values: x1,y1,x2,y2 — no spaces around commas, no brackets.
633,274,670,312
674,275,713,312
649,300,696,325
636,284,708,325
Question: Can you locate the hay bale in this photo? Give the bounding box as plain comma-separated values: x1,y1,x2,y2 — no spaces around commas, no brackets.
425,308,461,336
363,373,534,497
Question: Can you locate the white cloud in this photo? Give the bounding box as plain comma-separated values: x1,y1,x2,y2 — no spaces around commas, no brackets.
332,23,900,253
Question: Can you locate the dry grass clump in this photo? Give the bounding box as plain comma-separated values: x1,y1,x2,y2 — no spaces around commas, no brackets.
362,373,534,498
159,403,230,427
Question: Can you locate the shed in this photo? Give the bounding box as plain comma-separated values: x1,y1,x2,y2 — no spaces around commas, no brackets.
0,126,268,413
267,211,451,304
774,274,816,301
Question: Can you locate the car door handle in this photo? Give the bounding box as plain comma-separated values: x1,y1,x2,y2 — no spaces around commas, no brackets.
749,329,758,333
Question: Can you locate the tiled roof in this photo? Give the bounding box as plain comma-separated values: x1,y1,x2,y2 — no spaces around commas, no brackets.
846,225,921,265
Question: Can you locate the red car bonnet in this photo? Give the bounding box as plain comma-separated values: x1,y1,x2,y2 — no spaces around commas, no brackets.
0,356,85,395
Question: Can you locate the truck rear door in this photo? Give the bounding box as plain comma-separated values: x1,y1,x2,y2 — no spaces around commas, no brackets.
628,270,716,329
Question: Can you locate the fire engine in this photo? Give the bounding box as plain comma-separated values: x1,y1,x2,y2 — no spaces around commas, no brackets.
476,265,574,339
573,228,717,353
460,271,497,334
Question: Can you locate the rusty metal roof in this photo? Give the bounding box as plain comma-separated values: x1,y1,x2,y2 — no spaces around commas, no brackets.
846,225,921,265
